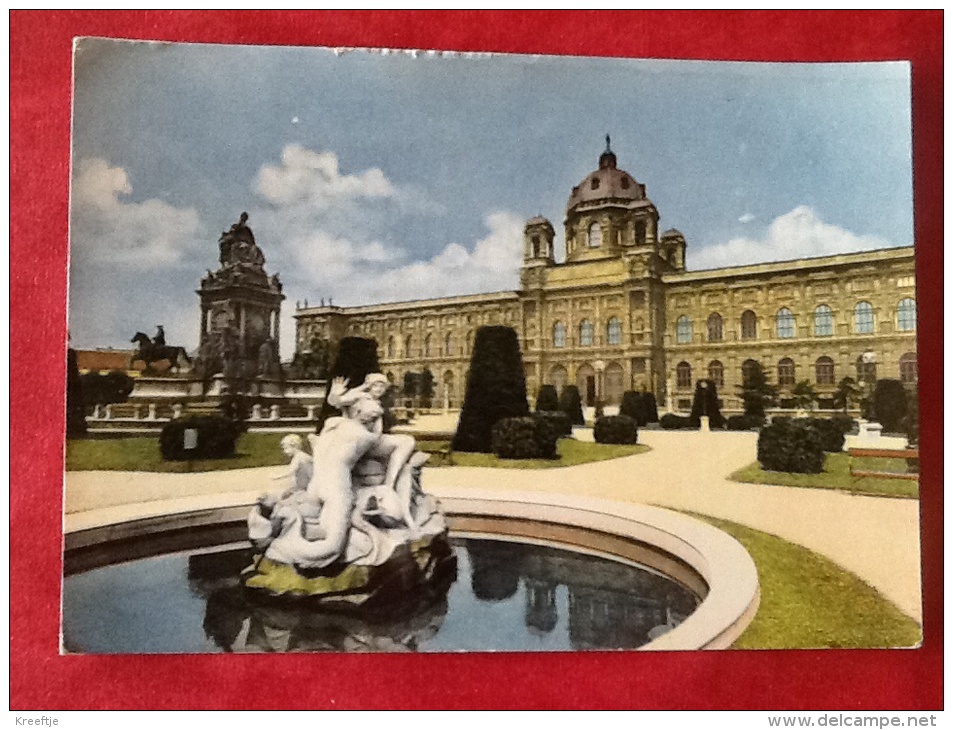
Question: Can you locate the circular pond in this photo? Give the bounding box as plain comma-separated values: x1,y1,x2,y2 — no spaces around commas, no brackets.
62,536,700,653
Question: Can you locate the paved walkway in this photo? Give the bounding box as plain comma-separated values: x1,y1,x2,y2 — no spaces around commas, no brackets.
65,427,922,622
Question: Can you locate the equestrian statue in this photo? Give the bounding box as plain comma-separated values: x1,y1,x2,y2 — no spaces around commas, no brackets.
131,326,193,373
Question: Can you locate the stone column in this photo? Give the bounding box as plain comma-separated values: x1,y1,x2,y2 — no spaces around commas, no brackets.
269,404,280,420
104,404,112,419
273,309,280,350
147,404,157,420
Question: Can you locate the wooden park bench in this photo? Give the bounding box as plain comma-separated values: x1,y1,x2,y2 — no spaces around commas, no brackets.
848,447,919,481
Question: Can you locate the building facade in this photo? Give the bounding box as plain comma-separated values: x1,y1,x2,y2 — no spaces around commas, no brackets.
294,144,917,412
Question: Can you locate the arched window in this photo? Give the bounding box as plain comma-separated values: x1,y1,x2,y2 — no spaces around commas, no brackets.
553,322,566,348
706,313,723,342
815,356,835,385
466,330,474,353
588,222,602,248
741,358,761,386
607,317,622,345
854,301,874,334
814,305,834,337
444,332,453,356
423,334,432,358
676,361,692,389
404,335,413,359
741,310,758,340
856,355,877,383
899,352,917,383
676,315,692,344
386,336,395,359
778,357,796,387
708,360,724,387
579,320,594,346
776,308,795,339
897,298,916,332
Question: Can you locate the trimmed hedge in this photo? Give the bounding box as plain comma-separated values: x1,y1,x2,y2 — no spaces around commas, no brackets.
689,379,726,428
159,415,241,461
830,414,857,436
559,385,585,426
453,327,530,453
873,379,908,433
535,384,560,412
800,418,846,453
533,410,572,437
594,415,639,445
660,413,693,430
726,414,764,431
491,416,559,460
757,420,824,474
620,391,657,426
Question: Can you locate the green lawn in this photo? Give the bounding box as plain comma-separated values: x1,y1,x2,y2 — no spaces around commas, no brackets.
66,433,648,472
65,432,289,472
418,438,649,468
697,516,922,649
730,452,918,498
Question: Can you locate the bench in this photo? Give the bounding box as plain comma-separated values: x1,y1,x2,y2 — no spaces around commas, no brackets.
410,431,456,466
848,447,919,481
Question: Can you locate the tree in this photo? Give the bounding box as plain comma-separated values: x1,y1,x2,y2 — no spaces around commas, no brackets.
316,336,381,430
80,369,134,406
535,384,560,412
66,348,87,437
689,380,725,428
737,362,777,419
403,371,421,406
419,368,436,408
832,376,862,413
452,326,530,453
559,385,585,425
792,380,818,412
873,379,908,433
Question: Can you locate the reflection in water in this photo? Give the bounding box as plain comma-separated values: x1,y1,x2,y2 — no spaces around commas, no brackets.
63,538,700,653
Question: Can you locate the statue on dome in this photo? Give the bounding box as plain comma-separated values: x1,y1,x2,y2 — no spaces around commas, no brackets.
242,373,454,608
219,212,266,268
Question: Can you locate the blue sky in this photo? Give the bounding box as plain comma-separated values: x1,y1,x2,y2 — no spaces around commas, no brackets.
69,39,913,358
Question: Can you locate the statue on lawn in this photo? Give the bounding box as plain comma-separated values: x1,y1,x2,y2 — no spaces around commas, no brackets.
243,373,455,609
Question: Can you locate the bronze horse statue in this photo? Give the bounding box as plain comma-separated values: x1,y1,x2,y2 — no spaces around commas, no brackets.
131,332,192,373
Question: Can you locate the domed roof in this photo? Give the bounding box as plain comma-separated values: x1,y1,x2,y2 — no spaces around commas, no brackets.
526,215,553,227
567,138,644,213
661,228,684,239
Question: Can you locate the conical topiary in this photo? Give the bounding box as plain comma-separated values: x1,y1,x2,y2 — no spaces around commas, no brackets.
559,384,585,426
451,326,530,453
535,384,559,412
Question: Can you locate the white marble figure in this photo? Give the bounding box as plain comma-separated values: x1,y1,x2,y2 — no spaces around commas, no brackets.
247,374,446,572
272,434,314,496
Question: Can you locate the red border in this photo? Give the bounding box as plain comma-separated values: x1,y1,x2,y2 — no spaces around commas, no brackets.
11,11,942,710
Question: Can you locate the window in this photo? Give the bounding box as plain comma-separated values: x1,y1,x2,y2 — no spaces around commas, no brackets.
742,359,761,386
579,320,594,346
854,301,874,334
776,308,795,339
815,356,835,385
676,361,692,389
708,360,724,387
404,335,413,359
706,313,723,342
444,332,453,356
588,222,602,248
814,305,833,336
778,358,796,387
900,352,917,383
856,355,877,383
531,235,541,258
553,322,566,348
386,336,395,359
676,315,692,344
423,334,432,358
621,176,630,190
897,298,916,332
591,177,600,190
741,310,758,340
607,317,622,345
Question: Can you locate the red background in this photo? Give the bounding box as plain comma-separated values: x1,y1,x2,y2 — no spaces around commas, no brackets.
10,11,943,710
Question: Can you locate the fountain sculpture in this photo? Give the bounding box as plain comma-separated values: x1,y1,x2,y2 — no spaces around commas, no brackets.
243,374,456,610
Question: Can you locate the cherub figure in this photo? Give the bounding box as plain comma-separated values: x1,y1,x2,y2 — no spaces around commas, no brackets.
272,434,313,497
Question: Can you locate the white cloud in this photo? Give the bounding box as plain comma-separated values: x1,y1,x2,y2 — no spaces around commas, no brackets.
738,212,755,224
256,144,396,209
693,205,897,270
70,157,202,267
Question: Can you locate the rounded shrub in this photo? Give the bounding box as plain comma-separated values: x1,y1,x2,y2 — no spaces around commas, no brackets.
594,415,638,444
757,420,824,474
801,418,846,453
830,414,857,436
619,391,649,426
559,385,585,426
491,416,559,460
533,410,572,438
659,413,693,430
160,415,241,461
452,327,530,453
535,384,560,412
873,379,908,433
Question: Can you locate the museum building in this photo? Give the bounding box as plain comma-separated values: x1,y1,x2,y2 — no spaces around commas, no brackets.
294,144,917,412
